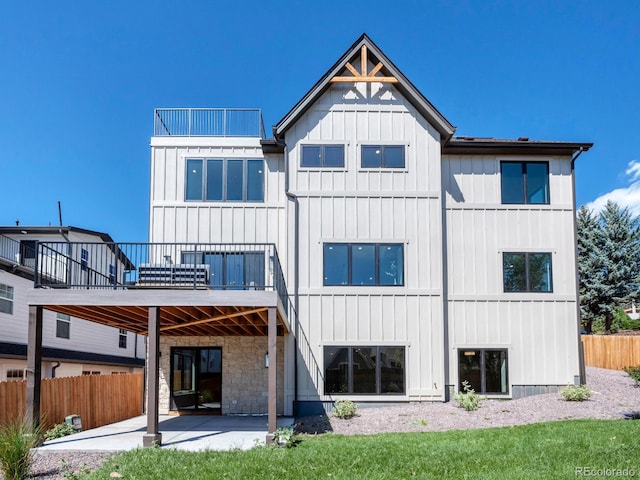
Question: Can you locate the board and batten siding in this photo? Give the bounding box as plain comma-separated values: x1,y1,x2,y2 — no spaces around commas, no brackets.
442,154,580,393
148,139,287,265
286,81,446,401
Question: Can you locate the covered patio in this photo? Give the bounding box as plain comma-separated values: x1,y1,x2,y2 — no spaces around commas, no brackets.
25,242,292,446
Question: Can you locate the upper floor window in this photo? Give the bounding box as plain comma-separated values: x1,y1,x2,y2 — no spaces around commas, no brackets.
361,145,405,168
324,243,404,286
301,145,345,168
501,162,549,204
81,249,89,271
185,158,264,202
56,313,71,339
503,252,552,292
0,283,14,314
119,329,127,349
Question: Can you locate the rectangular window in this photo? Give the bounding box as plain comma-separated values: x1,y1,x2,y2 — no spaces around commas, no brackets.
301,145,345,168
81,249,89,272
119,329,127,349
0,284,14,314
56,313,70,339
6,369,24,381
458,349,508,394
323,243,404,286
182,251,265,289
361,145,405,168
82,371,100,375
109,264,116,285
503,252,552,292
185,158,264,202
324,346,405,395
501,162,549,204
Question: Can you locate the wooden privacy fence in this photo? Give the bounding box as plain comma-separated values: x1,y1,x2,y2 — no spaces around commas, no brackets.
582,335,640,371
0,373,143,431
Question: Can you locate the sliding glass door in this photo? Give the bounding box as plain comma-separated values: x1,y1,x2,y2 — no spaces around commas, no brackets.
170,347,222,412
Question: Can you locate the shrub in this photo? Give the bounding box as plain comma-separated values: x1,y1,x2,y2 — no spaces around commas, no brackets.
0,417,42,480
45,422,77,441
272,426,301,448
560,384,592,401
332,399,357,419
623,365,640,386
454,381,481,411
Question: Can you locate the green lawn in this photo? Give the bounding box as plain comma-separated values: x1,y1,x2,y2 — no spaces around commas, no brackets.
87,420,639,479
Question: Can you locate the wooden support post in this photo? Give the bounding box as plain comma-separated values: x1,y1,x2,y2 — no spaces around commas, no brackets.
143,306,162,447
26,306,43,429
266,307,277,443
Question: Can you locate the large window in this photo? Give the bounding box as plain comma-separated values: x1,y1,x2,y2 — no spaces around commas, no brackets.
324,346,405,395
185,158,264,202
56,313,71,339
323,243,404,286
0,284,14,314
301,145,345,168
182,251,265,289
361,145,405,168
503,252,552,292
501,161,549,204
458,349,508,394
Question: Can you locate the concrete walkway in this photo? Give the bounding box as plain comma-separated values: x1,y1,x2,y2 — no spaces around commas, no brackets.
37,415,295,452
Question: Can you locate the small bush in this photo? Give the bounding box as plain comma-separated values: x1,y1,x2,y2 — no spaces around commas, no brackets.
45,422,77,441
272,426,301,448
560,384,592,401
623,365,640,386
0,417,42,480
332,399,357,419
454,381,481,411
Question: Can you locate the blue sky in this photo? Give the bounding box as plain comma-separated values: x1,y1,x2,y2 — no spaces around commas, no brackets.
1,1,638,241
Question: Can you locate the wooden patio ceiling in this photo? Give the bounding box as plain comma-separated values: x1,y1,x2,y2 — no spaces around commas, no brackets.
45,304,287,337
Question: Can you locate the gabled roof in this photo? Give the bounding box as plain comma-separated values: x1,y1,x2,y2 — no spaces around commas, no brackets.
272,33,456,143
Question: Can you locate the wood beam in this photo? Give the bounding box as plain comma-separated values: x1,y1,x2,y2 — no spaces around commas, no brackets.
361,45,367,77
158,307,268,333
330,76,398,83
369,62,384,77
345,62,360,77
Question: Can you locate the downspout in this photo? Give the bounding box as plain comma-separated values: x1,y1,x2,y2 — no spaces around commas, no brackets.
440,160,450,401
283,140,300,414
51,361,61,378
571,147,588,385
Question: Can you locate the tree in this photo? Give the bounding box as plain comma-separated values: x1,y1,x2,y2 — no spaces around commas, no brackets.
577,201,640,333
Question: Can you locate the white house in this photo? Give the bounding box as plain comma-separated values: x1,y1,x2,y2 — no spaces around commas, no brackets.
25,34,591,443
0,226,145,380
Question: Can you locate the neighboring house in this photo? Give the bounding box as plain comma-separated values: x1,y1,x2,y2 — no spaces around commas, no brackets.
0,226,145,380
25,34,591,443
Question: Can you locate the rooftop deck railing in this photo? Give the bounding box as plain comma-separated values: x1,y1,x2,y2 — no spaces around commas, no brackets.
154,108,266,138
0,234,37,269
34,242,289,308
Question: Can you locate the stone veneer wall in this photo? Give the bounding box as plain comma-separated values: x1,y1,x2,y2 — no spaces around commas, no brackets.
159,336,284,415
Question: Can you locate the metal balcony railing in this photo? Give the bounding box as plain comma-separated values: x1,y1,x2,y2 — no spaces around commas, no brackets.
34,242,289,308
154,108,266,138
0,235,37,270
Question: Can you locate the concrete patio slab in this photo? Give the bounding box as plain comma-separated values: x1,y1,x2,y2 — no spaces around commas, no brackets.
37,415,295,452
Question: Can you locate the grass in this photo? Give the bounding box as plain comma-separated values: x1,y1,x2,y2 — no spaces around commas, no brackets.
86,420,640,480
0,417,42,480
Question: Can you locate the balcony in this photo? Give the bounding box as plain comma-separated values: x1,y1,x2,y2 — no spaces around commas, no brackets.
154,108,266,138
0,234,37,270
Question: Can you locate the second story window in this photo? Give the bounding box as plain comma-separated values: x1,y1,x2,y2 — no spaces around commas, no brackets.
119,329,127,349
56,313,71,339
301,145,345,168
186,158,264,202
0,283,14,314
324,243,404,286
503,252,552,292
501,161,549,204
361,145,405,168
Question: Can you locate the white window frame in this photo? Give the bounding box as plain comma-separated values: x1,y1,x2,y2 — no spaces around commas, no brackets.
0,283,14,315
56,313,71,339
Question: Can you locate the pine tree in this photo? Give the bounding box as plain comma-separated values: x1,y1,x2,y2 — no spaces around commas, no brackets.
577,201,640,333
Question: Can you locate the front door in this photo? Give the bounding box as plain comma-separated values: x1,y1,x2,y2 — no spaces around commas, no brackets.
170,347,222,412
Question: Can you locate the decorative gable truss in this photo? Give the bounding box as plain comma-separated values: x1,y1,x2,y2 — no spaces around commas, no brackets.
330,45,398,84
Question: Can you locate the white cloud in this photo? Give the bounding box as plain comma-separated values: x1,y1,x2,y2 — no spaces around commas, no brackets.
585,160,640,217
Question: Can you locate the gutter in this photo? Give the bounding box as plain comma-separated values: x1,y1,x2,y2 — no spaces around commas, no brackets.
571,146,589,384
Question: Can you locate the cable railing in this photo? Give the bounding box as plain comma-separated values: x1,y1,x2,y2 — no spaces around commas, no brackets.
154,108,266,138
34,242,289,307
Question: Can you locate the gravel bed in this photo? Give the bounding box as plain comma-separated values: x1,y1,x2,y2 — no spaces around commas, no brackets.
296,367,640,435
3,367,638,479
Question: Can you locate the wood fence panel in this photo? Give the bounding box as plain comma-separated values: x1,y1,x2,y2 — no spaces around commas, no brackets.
0,373,143,431
582,335,640,371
